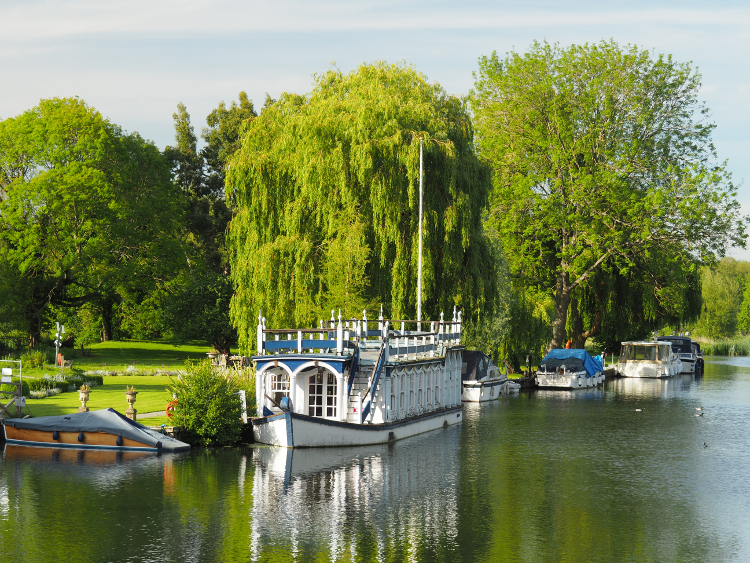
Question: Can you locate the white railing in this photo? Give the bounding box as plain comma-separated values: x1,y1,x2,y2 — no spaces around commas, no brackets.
255,307,462,357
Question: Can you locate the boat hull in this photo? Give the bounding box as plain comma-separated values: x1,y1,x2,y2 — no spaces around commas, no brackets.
252,407,463,448
3,425,161,452
536,370,602,389
462,378,520,402
616,360,681,378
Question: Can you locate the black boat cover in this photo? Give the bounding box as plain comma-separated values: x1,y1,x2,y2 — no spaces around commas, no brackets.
462,351,500,381
2,408,190,452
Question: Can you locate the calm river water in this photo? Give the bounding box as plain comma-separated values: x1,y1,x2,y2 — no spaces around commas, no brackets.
2,357,749,562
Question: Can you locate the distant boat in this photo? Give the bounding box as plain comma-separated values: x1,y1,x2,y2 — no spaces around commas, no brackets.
2,408,190,452
461,351,520,401
615,341,681,378
657,336,698,373
535,349,604,389
251,309,465,448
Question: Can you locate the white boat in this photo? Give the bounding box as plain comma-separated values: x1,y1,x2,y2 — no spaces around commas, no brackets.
615,341,681,378
535,349,604,389
461,351,520,402
251,308,464,448
656,336,697,373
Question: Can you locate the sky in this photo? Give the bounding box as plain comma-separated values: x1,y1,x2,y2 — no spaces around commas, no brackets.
1,0,748,255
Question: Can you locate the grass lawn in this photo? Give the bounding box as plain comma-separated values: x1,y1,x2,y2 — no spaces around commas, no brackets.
24,375,174,418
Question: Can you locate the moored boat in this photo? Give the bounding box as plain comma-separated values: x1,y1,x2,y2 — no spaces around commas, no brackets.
251,309,464,448
461,351,520,401
535,349,603,389
657,336,697,373
1,408,190,452
615,341,681,378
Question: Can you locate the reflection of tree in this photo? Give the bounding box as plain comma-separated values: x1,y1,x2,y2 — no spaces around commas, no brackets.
0,449,254,562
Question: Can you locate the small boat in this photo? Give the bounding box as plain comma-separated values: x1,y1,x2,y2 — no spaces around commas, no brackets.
535,349,603,389
656,336,697,373
251,309,464,448
461,351,520,401
1,408,190,452
615,341,681,378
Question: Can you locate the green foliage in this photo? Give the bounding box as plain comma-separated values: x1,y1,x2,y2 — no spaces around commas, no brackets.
227,62,494,352
0,97,186,345
699,337,750,356
691,260,747,337
169,360,244,446
1,379,30,398
20,347,54,369
472,41,747,350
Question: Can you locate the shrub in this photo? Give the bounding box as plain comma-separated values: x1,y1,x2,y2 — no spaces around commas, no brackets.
30,390,47,399
0,379,30,398
20,348,53,369
28,378,51,392
169,360,244,446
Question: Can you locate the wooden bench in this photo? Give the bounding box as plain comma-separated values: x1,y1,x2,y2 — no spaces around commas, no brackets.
80,345,92,357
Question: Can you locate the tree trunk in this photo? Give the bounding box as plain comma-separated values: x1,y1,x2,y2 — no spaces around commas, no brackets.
550,269,571,350
101,299,113,342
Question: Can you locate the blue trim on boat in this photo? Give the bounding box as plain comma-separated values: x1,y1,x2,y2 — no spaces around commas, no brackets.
285,411,294,447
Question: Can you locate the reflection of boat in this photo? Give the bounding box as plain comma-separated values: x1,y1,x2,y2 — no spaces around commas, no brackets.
250,429,460,560
535,349,603,389
616,341,681,378
657,336,697,373
2,408,190,452
252,309,464,447
3,443,153,464
461,351,520,402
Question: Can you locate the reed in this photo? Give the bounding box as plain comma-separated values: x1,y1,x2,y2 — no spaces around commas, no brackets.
696,336,750,356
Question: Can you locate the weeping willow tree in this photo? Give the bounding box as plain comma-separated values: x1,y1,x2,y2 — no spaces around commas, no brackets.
227,62,494,352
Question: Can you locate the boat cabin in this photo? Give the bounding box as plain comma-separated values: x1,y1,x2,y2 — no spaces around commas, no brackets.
253,308,464,430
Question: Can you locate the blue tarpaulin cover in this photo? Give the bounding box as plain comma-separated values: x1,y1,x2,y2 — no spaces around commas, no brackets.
539,349,603,377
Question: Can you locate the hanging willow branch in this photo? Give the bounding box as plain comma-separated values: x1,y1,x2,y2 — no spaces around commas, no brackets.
226,62,495,353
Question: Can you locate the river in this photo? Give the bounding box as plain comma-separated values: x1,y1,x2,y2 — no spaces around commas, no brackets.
1,357,749,562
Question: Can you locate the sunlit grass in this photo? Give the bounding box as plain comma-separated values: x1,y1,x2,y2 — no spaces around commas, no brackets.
24,375,173,418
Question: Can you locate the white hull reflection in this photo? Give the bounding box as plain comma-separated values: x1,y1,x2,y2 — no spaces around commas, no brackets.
610,373,699,399
250,430,461,561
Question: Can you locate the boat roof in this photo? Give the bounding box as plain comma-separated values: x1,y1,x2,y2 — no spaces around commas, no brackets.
2,408,190,452
621,341,671,345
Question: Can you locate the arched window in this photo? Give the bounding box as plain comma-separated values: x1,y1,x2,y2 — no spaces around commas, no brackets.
270,371,289,406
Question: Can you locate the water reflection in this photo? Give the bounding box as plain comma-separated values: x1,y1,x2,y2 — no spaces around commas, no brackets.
1,358,749,562
250,427,462,562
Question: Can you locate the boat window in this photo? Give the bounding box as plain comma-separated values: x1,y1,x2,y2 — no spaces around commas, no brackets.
620,344,631,360
326,372,337,418
309,371,324,417
633,345,656,361
270,372,290,406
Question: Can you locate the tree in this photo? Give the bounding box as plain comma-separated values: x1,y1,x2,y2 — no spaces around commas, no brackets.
0,97,185,344
472,41,747,350
227,62,495,353
160,95,253,352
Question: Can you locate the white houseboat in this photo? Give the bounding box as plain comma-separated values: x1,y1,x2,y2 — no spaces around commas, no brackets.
656,336,697,374
615,341,682,378
535,349,604,389
461,351,519,401
251,308,464,448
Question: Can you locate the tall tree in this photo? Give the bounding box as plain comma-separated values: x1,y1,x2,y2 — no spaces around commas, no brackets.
472,41,747,350
0,97,184,344
227,62,494,353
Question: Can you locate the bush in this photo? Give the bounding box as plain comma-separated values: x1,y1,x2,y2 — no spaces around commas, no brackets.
30,390,47,399
20,347,54,369
169,360,244,446
0,379,30,399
